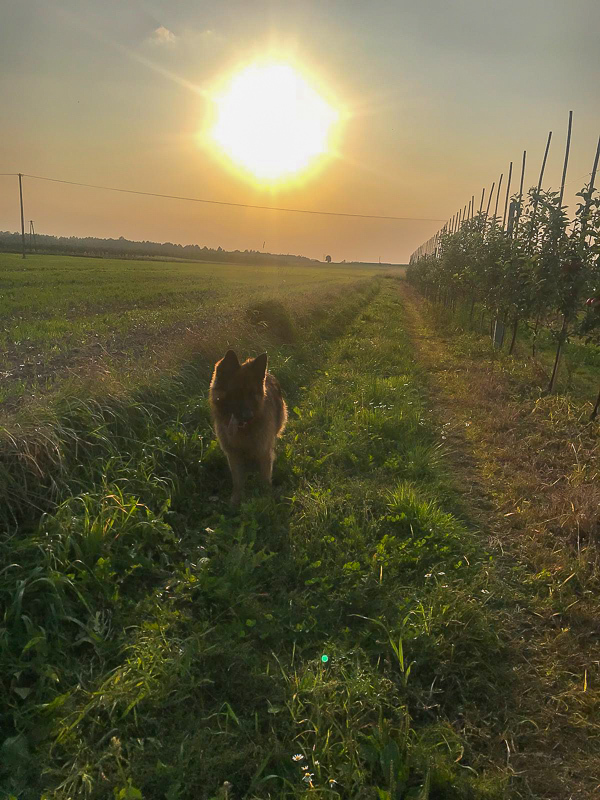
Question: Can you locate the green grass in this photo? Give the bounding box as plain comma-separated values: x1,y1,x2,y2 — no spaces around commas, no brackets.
431,299,600,407
0,252,389,407
1,280,510,799
0,252,380,334
401,285,600,798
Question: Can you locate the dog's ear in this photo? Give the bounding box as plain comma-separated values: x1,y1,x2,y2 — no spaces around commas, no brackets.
216,349,240,378
250,352,268,381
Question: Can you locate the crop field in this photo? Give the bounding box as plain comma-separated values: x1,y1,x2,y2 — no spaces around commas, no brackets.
0,254,384,407
1,256,599,799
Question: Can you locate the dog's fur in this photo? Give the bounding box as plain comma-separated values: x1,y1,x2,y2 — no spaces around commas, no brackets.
209,350,287,505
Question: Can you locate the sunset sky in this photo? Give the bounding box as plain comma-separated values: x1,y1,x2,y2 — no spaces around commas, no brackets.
1,0,599,263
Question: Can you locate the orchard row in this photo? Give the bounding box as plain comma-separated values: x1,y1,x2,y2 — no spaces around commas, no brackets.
407,118,600,414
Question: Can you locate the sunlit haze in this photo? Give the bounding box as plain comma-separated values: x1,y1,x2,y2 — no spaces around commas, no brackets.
1,1,600,262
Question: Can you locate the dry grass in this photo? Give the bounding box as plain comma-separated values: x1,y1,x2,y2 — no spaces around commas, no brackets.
400,284,600,800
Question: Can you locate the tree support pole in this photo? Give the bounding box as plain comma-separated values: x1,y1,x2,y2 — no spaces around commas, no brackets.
508,318,519,355
547,316,568,394
19,173,26,259
591,388,600,422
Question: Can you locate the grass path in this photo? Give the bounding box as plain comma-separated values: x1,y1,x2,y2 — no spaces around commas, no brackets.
1,279,502,799
8,278,592,798
398,284,600,800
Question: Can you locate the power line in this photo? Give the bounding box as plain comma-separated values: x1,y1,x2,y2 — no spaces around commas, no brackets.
14,172,446,223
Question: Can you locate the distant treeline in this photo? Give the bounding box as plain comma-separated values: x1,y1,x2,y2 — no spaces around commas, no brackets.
0,230,320,266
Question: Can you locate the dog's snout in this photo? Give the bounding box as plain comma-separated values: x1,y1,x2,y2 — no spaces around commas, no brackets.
240,408,254,421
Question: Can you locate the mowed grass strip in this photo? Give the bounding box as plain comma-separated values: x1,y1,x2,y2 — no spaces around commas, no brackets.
2,281,509,799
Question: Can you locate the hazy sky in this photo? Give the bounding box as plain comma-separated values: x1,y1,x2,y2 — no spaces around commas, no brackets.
1,0,599,263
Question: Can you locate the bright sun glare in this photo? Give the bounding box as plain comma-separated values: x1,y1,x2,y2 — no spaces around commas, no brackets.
210,62,339,182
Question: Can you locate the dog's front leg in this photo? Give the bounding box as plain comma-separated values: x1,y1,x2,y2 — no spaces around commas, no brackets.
227,453,245,505
258,450,274,486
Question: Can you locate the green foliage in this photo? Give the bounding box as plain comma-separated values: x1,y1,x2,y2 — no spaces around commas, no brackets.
407,179,600,366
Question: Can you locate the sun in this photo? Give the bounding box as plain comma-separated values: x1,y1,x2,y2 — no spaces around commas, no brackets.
209,62,339,183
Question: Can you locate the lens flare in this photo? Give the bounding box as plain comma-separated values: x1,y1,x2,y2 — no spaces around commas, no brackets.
210,62,339,183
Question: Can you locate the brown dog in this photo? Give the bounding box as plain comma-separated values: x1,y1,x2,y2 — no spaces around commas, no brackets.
209,350,287,505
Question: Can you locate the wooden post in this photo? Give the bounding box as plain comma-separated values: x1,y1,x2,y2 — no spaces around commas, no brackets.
502,161,513,230
558,110,573,209
591,388,600,422
547,315,568,394
528,131,552,247
546,116,575,392
485,182,495,217
577,138,600,413
509,152,525,354
508,318,519,355
548,113,575,395
513,150,527,239
580,134,600,242
493,173,503,221
484,181,495,234
18,173,26,259
538,132,552,192
503,150,527,356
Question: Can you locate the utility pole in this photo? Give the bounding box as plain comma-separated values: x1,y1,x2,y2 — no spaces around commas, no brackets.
18,173,26,259
29,220,36,251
